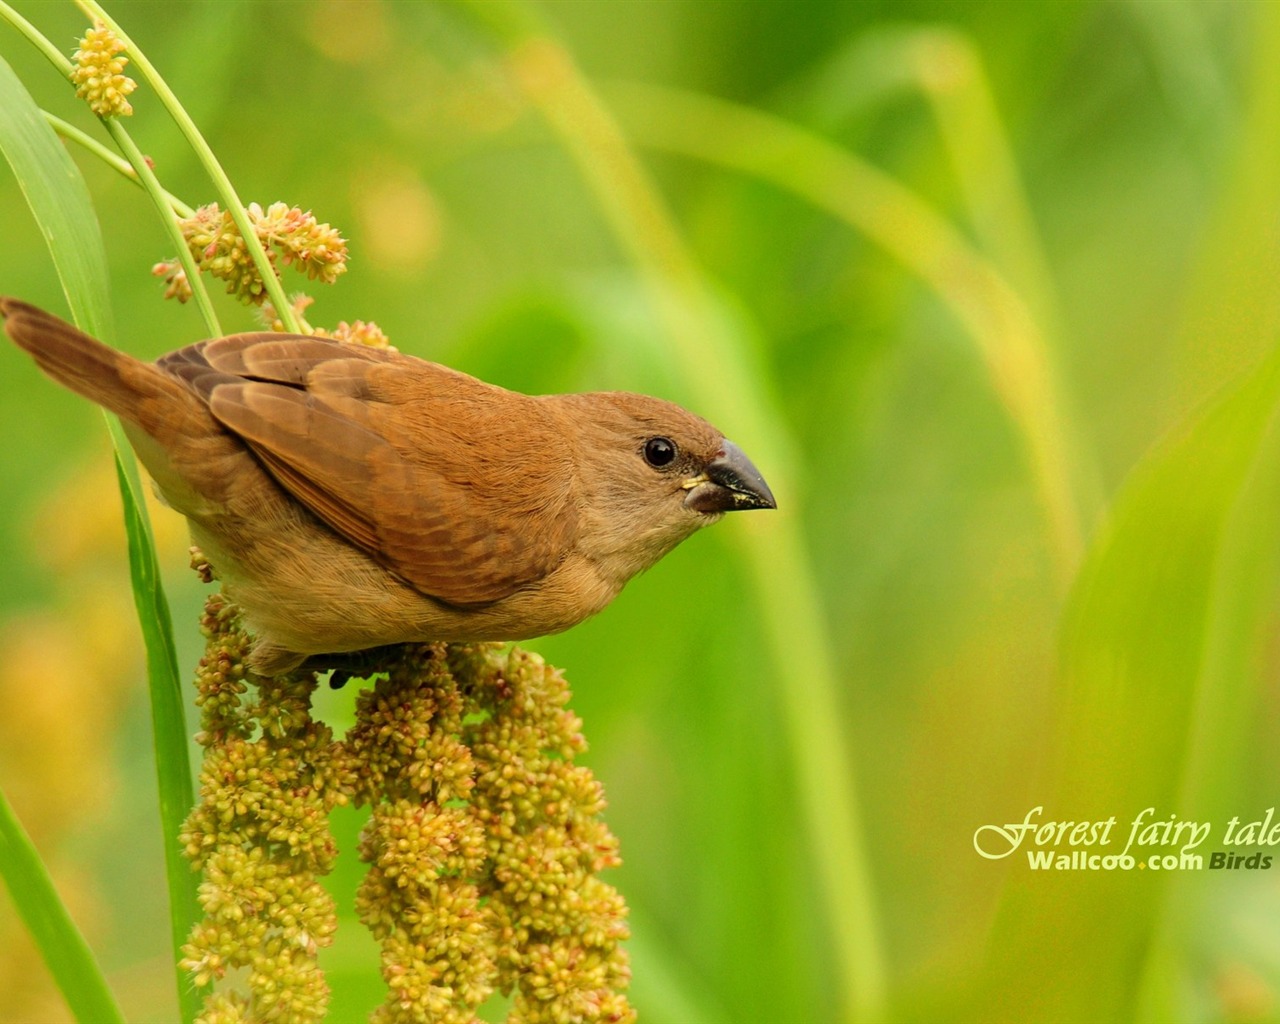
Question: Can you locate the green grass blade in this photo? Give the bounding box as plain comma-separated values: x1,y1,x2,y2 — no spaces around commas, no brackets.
978,345,1280,1022
0,48,199,1023
0,52,111,336
111,449,200,1021
0,788,124,1024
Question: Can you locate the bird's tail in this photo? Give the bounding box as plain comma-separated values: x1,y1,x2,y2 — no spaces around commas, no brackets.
1,297,194,437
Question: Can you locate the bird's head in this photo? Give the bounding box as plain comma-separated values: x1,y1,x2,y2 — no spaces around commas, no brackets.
553,391,776,586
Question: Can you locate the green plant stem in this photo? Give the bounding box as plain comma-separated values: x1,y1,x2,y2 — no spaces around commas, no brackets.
0,0,65,67
102,120,220,336
0,787,125,1024
610,81,1084,585
76,0,301,333
0,1,218,334
453,6,889,1021
44,111,193,217
905,30,1064,341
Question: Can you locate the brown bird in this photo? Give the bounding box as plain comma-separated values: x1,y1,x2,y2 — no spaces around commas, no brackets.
2,298,774,675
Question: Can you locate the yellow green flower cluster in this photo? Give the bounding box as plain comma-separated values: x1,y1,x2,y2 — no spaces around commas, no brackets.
458,645,634,1024
179,594,351,1024
345,644,634,1023
70,23,136,118
179,596,631,1024
154,202,347,306
345,647,495,1023
252,202,347,285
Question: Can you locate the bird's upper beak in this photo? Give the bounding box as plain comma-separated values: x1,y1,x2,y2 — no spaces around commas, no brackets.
683,440,777,514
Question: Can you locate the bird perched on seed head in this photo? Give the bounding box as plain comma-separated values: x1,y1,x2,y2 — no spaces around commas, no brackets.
1,299,775,675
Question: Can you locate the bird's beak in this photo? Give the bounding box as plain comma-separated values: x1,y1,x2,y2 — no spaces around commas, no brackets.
683,440,777,514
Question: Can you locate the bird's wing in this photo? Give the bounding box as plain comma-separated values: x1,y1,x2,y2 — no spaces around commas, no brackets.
159,334,577,607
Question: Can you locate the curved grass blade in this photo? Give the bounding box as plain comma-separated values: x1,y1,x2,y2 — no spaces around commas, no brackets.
608,80,1084,585
0,50,199,1023
0,53,110,335
0,788,124,1024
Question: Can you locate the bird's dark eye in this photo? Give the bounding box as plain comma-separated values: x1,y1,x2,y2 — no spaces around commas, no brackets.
643,436,678,468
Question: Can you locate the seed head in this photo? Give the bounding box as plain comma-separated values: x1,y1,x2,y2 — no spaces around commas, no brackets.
71,23,137,118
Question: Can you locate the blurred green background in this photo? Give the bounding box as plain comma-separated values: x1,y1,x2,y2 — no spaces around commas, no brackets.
4,1,1280,1021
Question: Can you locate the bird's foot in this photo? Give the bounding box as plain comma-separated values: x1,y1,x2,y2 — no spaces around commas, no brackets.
299,644,410,688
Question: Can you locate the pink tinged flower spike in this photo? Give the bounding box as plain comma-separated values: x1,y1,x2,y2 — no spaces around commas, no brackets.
161,202,350,308
168,203,270,305
251,202,349,286
322,319,395,350
152,260,194,304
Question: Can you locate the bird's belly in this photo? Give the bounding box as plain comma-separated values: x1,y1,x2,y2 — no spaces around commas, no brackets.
191,516,618,667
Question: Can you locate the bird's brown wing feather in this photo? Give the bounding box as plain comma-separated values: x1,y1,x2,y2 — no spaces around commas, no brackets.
162,334,577,607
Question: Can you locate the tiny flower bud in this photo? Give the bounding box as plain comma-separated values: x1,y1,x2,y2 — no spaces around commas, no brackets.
324,319,394,350
152,260,193,303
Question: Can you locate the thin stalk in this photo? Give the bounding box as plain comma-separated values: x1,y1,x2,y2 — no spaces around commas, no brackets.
45,111,193,217
454,6,889,1020
102,120,220,335
0,0,64,67
1,2,218,333
77,0,301,333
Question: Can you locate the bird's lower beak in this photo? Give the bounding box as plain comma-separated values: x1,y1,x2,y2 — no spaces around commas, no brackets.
683,440,777,514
